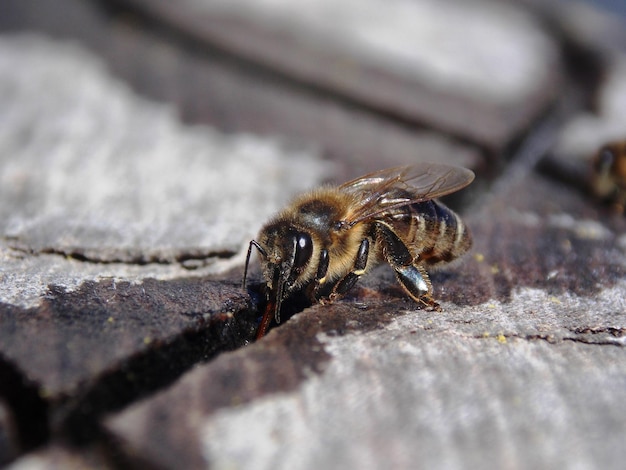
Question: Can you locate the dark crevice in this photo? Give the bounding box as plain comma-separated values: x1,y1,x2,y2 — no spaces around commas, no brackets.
548,8,611,113
472,329,626,347
0,277,261,462
570,326,626,337
471,332,558,344
0,353,50,456
486,4,606,188
564,326,626,346
562,337,626,347
532,5,614,192
57,314,255,446
4,242,236,269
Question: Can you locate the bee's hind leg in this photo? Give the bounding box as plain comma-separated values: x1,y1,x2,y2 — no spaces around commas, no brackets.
377,222,440,311
394,264,441,311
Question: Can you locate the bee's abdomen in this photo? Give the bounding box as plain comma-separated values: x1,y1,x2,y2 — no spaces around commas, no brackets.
401,200,471,265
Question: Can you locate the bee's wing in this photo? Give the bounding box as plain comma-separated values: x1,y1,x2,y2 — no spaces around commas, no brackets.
339,163,474,225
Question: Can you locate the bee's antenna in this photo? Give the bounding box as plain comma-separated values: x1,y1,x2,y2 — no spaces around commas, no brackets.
243,240,266,290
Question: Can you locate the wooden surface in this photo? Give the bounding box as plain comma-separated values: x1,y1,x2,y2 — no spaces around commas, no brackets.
1,0,625,469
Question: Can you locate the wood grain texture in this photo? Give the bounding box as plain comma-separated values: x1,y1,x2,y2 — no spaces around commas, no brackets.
105,165,626,470
119,0,563,149
0,0,483,174
1,0,625,468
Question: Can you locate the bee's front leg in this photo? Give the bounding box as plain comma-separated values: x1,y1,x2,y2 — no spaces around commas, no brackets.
377,223,440,311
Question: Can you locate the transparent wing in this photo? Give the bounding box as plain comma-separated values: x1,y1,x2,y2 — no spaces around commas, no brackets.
339,163,474,225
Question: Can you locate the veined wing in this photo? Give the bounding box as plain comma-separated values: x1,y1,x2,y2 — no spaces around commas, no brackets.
339,163,474,226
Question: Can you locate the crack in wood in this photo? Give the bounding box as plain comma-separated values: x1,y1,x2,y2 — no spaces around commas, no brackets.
4,241,236,269
470,328,626,347
0,278,260,458
57,322,251,445
0,352,49,454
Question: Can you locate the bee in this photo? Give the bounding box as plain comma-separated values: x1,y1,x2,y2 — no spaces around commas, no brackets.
243,162,475,338
591,141,626,214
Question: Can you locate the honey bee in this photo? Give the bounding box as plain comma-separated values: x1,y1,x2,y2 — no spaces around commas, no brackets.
243,162,475,338
591,141,626,213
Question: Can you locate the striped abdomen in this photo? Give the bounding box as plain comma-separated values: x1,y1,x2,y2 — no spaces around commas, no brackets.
386,199,471,265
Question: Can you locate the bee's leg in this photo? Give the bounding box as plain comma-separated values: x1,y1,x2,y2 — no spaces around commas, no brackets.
377,223,440,310
394,264,440,310
329,237,370,301
313,238,369,303
310,248,330,300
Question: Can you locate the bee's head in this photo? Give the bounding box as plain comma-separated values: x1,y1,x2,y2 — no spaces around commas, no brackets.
243,221,313,323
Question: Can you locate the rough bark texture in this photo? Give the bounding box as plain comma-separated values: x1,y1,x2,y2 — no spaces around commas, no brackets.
0,0,625,469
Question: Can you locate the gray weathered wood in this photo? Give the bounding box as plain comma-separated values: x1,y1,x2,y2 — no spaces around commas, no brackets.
0,34,330,308
105,164,626,470
123,0,563,149
1,0,625,468
0,0,484,175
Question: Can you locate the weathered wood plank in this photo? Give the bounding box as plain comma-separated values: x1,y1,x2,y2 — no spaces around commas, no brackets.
6,444,113,470
0,277,258,443
105,169,626,469
0,0,624,468
120,0,563,150
0,0,484,174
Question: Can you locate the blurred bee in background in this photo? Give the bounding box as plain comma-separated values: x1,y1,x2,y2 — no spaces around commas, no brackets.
591,141,626,214
243,162,475,339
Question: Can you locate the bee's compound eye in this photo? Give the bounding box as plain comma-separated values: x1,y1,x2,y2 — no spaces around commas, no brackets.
293,232,313,270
